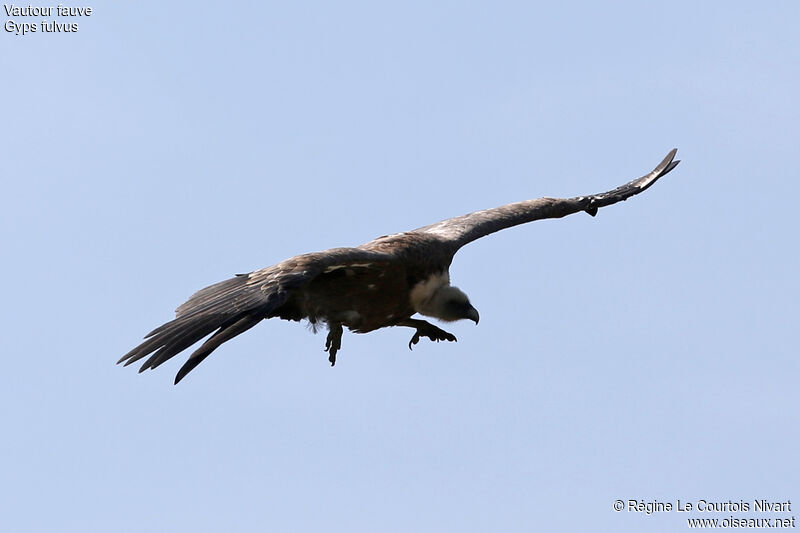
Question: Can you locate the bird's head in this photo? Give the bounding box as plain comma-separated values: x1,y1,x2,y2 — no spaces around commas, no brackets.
426,286,480,324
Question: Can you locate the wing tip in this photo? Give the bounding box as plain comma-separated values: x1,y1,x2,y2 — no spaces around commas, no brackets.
655,148,679,175
638,148,680,189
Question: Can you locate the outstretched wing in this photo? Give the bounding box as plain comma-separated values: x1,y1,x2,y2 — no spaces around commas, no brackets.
119,248,396,384
414,149,679,251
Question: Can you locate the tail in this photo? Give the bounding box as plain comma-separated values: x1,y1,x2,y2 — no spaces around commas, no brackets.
118,275,271,384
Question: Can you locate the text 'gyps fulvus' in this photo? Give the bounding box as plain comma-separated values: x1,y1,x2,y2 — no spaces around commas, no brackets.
120,149,679,383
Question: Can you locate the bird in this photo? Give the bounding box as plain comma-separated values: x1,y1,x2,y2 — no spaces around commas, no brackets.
120,149,679,384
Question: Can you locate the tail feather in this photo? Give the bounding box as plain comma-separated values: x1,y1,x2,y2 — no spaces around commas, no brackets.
174,275,251,319
119,270,287,383
173,313,263,384
120,311,266,383
118,314,219,367
137,315,229,372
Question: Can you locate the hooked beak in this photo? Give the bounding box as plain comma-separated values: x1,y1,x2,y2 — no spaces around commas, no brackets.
467,305,480,325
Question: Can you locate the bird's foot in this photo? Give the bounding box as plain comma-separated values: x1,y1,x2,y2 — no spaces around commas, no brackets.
408,323,457,350
325,324,343,366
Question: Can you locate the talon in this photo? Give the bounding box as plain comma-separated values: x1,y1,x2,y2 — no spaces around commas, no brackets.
325,324,342,366
408,332,421,350
406,323,457,349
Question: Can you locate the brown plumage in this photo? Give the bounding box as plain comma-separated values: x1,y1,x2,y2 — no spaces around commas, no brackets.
119,149,679,383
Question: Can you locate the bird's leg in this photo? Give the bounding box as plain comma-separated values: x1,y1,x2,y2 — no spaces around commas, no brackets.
325,323,343,366
398,318,457,350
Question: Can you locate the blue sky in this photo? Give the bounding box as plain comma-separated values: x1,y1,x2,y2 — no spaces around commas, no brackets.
2,1,798,531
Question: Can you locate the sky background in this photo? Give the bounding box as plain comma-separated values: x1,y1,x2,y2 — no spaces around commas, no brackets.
2,1,798,531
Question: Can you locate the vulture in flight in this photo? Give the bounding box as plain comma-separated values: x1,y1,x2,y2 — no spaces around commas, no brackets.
120,149,679,383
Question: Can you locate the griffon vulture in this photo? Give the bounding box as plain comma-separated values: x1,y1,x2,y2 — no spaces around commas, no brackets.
120,149,679,383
